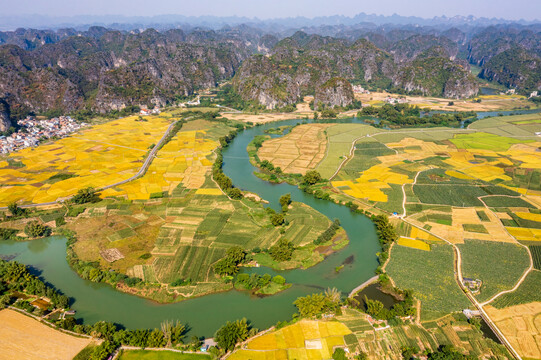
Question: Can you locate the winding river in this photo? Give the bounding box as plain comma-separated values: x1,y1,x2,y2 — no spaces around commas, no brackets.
0,108,538,337
0,118,380,337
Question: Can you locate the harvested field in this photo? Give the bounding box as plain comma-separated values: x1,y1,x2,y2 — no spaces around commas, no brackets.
0,309,91,360
258,124,333,175
485,302,541,359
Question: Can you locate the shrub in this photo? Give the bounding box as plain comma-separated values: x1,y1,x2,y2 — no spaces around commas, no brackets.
24,221,51,238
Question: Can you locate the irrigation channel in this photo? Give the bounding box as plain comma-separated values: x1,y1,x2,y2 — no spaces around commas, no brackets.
0,108,538,337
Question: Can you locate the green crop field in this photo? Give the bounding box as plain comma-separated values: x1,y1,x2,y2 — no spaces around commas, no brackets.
469,114,541,139
482,196,536,209
386,243,470,320
413,185,519,207
492,270,541,308
450,132,528,151
530,246,541,270
462,224,488,233
339,139,395,179
458,239,530,302
476,210,490,222
316,124,379,178
119,350,211,360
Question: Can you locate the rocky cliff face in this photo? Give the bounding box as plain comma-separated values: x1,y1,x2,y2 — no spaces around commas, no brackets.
480,48,541,91
314,78,353,109
392,50,479,99
233,32,395,108
0,99,12,132
234,32,478,107
0,28,247,117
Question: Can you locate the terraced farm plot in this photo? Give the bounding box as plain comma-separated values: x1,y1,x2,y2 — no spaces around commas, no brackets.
0,115,171,206
485,302,541,359
386,243,470,320
458,239,530,302
228,320,351,360
0,309,91,360
257,123,333,175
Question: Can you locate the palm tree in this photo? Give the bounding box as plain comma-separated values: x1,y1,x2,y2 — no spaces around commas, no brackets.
325,287,341,305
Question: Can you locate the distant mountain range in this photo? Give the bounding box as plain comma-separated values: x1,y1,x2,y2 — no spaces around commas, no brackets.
0,16,540,129
0,13,539,32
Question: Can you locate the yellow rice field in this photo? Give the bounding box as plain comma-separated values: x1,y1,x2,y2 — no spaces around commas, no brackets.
0,115,171,206
397,237,431,251
195,188,223,195
515,212,541,222
332,164,412,202
228,320,351,360
102,130,218,200
506,227,541,241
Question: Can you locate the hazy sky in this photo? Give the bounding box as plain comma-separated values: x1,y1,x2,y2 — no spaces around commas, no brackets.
2,0,540,21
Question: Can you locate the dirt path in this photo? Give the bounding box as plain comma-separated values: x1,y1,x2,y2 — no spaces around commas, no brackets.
400,170,425,218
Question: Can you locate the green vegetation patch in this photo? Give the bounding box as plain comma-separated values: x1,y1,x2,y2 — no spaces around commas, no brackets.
492,270,541,308
413,185,519,207
340,140,395,179
459,239,530,303
386,243,470,320
476,210,490,222
450,132,527,152
482,196,536,209
462,224,488,234
530,246,541,270
119,350,211,360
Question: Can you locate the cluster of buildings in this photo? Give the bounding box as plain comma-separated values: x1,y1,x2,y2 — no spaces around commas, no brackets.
139,107,161,116
384,96,408,104
0,116,85,153
352,85,371,94
179,96,201,107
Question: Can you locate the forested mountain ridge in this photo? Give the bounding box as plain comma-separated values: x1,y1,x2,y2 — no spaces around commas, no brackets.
233,32,478,108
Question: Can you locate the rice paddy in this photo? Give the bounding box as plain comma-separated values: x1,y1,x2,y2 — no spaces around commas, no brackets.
228,320,351,360
0,115,172,206
102,129,219,200
396,237,431,251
